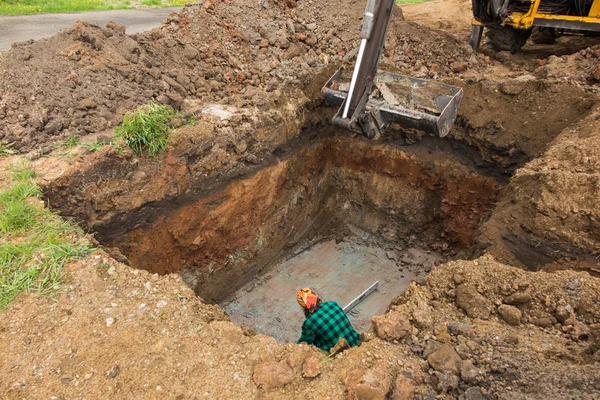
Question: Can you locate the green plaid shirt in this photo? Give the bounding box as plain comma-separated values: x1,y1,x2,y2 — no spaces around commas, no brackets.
297,301,360,352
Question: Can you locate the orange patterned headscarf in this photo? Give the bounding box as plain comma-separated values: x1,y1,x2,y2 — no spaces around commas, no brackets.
296,288,319,313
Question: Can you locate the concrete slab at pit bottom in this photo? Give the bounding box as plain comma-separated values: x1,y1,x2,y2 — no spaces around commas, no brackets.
221,240,442,343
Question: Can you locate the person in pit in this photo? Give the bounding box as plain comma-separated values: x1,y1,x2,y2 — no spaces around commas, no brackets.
296,287,360,352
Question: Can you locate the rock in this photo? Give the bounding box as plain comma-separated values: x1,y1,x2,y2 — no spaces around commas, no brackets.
555,303,574,324
531,316,554,328
569,322,590,341
450,62,468,73
456,284,493,319
592,64,600,81
305,35,318,46
434,371,459,393
306,23,317,31
286,19,295,34
234,140,248,154
106,365,120,378
286,351,305,374
504,292,532,305
497,305,522,326
433,324,451,343
464,387,487,400
412,301,433,329
77,98,97,110
184,46,199,61
427,344,462,375
372,312,412,341
447,322,471,337
460,360,484,385
505,334,519,345
301,357,320,378
345,365,391,400
106,21,126,34
391,375,415,400
498,81,524,96
105,317,115,327
253,360,294,389
282,43,301,60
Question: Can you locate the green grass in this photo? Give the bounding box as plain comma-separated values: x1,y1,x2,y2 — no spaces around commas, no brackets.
115,103,181,157
0,0,196,16
0,163,91,310
81,141,105,153
0,143,16,156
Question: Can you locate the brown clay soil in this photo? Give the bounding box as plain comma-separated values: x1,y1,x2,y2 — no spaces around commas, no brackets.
2,0,600,398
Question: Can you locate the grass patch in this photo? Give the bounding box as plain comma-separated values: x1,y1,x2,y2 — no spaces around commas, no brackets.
115,103,181,157
0,0,196,15
0,143,16,156
0,163,91,310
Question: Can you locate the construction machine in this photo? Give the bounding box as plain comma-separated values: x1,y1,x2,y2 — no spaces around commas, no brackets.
470,0,600,52
321,0,464,139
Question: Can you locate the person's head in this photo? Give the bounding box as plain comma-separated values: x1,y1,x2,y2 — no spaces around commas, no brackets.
296,287,322,318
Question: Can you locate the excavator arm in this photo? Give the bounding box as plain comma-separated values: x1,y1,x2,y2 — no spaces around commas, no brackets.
322,0,464,138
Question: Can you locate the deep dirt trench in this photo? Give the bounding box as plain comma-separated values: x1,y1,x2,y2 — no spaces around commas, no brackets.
45,127,499,304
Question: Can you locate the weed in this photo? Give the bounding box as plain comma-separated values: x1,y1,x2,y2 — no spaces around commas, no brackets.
63,136,80,148
0,164,91,310
0,142,16,156
109,141,125,153
115,103,180,157
82,141,105,153
185,118,197,127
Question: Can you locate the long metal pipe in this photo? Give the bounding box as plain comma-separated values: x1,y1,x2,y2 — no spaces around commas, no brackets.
342,38,367,119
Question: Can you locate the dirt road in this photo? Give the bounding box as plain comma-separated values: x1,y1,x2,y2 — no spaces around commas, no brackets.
0,7,181,51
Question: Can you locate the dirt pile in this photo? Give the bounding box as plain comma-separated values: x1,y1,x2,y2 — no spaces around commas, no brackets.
376,254,600,398
534,44,600,86
0,0,498,154
479,105,600,271
2,247,598,399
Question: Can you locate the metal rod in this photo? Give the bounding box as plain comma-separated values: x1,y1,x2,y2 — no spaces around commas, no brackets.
342,38,367,119
343,281,379,313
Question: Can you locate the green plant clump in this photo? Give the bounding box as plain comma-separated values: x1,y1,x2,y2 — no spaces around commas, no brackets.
115,103,180,157
0,164,91,310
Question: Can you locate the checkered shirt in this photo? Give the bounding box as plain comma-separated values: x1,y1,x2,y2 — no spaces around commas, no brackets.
297,301,360,352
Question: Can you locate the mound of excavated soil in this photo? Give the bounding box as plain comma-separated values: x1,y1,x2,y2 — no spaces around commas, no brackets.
0,0,493,153
1,246,598,399
480,106,600,271
534,44,600,86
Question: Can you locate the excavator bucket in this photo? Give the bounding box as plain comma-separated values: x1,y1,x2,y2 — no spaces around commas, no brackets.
322,0,463,138
322,68,463,138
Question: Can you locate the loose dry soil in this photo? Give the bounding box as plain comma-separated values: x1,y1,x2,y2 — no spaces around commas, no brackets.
1,0,600,398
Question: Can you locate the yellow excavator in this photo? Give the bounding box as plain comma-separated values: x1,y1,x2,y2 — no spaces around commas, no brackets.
321,0,464,139
470,0,600,52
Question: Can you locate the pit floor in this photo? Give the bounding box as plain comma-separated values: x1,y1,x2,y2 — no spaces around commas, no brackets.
221,239,444,343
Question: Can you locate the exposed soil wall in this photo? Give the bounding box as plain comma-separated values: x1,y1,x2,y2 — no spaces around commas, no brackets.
479,106,600,272
44,130,499,301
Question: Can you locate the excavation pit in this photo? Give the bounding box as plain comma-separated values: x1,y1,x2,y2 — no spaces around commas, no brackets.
44,130,501,342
